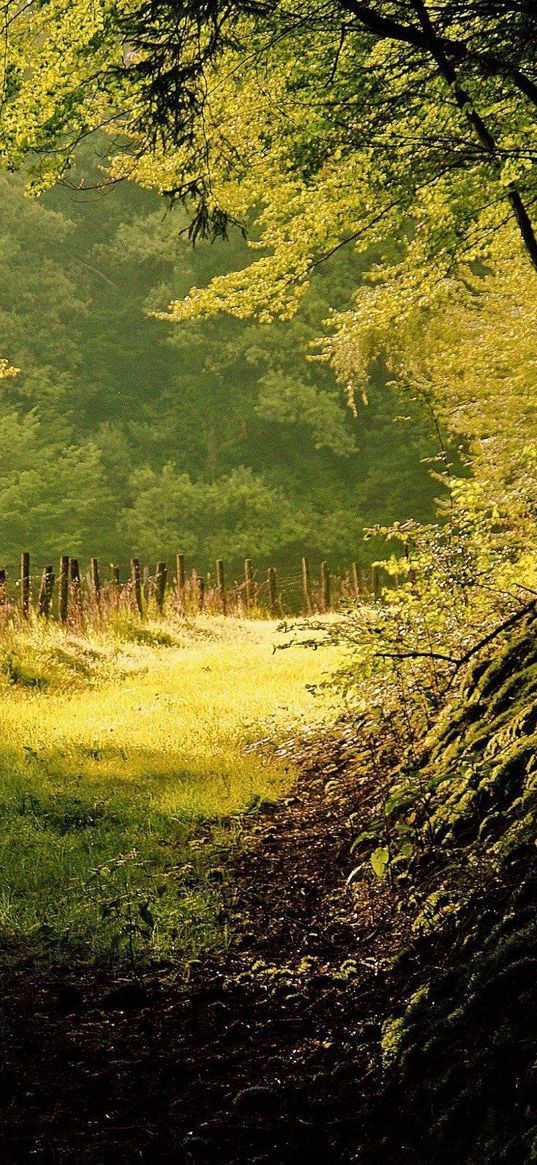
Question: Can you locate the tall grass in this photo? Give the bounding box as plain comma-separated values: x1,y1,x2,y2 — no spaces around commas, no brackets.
0,616,338,966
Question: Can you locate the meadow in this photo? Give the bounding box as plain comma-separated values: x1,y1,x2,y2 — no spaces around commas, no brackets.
0,616,338,967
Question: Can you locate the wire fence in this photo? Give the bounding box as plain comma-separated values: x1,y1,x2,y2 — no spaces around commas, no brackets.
0,552,390,630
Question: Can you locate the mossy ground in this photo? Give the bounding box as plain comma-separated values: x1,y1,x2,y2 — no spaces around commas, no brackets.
358,613,537,1163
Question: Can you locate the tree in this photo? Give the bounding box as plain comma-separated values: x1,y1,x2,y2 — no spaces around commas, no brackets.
361,254,537,527
0,406,113,561
122,464,307,561
1,1,536,327
0,170,441,566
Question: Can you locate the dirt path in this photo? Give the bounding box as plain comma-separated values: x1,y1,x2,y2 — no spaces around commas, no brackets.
0,737,401,1165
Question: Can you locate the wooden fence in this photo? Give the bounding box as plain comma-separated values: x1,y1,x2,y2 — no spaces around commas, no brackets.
0,552,387,625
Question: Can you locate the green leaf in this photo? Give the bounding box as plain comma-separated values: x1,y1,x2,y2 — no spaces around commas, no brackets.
371,846,390,878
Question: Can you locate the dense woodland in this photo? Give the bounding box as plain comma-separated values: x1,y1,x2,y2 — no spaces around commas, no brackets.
0,167,440,571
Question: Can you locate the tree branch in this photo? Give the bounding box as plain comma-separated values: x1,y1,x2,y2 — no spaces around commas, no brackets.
409,0,537,274
337,0,537,109
455,598,537,670
375,600,537,676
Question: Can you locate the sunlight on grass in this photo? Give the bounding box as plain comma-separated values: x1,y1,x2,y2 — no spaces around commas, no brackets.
0,617,338,964
0,618,337,813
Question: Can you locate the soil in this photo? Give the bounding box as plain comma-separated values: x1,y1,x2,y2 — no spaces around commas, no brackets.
0,735,404,1165
2,711,536,1165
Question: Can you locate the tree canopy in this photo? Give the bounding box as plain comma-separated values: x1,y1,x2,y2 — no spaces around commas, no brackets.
2,1,537,309
0,169,440,566
1,0,536,566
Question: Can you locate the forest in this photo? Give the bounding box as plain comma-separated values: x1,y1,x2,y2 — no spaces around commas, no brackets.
0,2,537,1164
0,166,439,575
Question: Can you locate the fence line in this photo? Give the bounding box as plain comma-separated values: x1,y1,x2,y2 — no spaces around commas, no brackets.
0,552,393,627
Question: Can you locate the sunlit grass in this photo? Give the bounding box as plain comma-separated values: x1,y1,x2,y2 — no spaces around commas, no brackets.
0,617,338,964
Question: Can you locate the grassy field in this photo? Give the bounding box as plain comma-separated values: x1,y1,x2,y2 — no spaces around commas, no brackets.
0,616,338,967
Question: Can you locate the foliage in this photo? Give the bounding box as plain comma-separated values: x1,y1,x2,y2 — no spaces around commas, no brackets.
0,5,532,582
0,3,535,571
2,2,536,321
301,487,537,766
324,252,537,518
0,411,114,560
0,169,440,567
121,464,305,560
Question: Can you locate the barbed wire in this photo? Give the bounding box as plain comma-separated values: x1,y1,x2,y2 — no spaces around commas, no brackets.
0,552,381,625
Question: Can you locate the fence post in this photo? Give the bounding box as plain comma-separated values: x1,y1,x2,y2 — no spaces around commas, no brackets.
20,552,30,619
176,553,186,611
301,556,313,614
38,565,54,619
70,558,83,622
244,558,254,613
351,562,362,598
143,565,151,606
58,555,69,623
130,558,143,617
216,559,226,615
0,568,5,607
320,561,331,612
197,574,205,613
90,557,101,606
156,561,167,614
110,564,121,610
268,567,278,617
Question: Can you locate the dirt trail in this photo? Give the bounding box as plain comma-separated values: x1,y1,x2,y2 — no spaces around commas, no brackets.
0,741,397,1165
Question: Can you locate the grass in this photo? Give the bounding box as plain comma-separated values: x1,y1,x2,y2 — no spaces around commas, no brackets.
0,616,338,967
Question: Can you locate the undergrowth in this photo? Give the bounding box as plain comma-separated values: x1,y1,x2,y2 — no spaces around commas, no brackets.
356,609,537,1164
297,502,537,1164
263,503,537,1162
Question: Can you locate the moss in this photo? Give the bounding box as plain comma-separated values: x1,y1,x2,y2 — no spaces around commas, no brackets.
477,625,537,701
372,889,537,1162
362,618,537,1163
428,699,483,756
479,739,536,807
464,653,494,697
381,1015,407,1067
478,811,507,842
488,666,537,718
